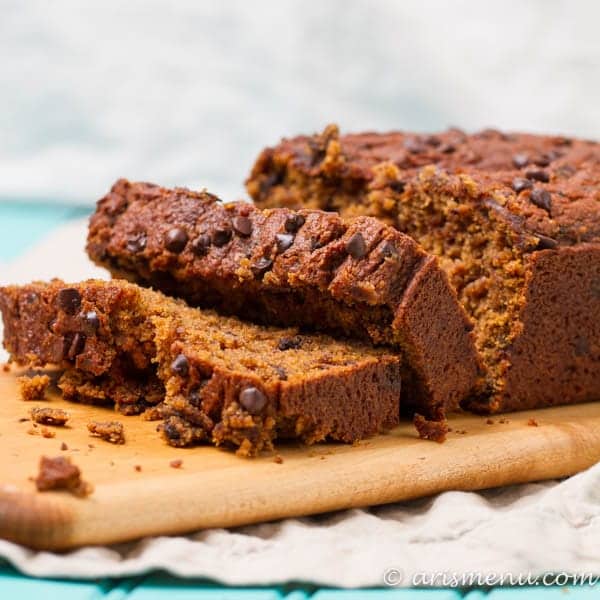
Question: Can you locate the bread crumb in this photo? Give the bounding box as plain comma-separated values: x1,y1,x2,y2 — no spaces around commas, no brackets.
41,427,55,438
527,418,539,427
169,459,183,469
87,421,125,444
18,417,29,423
413,414,448,443
499,418,510,424
274,455,284,464
18,374,51,401
134,464,142,472
34,455,93,497
2,362,10,373
60,442,68,451
486,418,495,425
30,406,69,426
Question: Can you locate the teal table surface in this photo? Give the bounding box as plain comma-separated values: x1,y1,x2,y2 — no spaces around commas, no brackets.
0,201,596,598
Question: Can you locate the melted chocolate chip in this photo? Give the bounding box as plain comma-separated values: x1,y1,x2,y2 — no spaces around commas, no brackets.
232,216,252,237
66,332,86,360
284,214,305,233
24,292,38,304
165,228,188,253
525,169,550,183
530,188,552,212
190,233,211,256
239,387,267,415
127,232,147,253
251,257,273,278
345,232,367,259
171,354,189,376
275,233,294,253
57,288,81,315
535,234,558,250
277,336,303,351
212,227,232,247
512,153,529,168
81,311,100,335
512,177,533,193
188,383,208,407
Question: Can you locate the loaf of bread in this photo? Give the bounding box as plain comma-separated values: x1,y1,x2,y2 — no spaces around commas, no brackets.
0,279,403,456
247,125,600,413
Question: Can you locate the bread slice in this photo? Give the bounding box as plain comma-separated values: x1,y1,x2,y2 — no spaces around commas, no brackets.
0,279,402,456
87,179,480,422
246,125,600,413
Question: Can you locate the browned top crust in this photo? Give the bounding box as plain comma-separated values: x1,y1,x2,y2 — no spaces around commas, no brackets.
247,124,600,245
87,180,481,418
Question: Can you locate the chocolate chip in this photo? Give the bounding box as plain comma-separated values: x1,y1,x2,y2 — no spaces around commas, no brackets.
345,232,367,259
403,138,425,153
190,234,211,256
251,257,273,278
277,336,303,351
284,214,305,233
380,241,399,259
239,387,267,415
24,292,39,304
535,234,558,250
126,232,147,253
388,180,405,193
165,228,188,253
171,354,189,376
57,288,81,315
525,169,550,183
530,188,552,212
275,233,294,253
232,216,252,237
81,311,100,335
66,332,86,360
512,153,529,168
439,143,456,154
212,227,232,247
512,177,533,193
533,154,551,167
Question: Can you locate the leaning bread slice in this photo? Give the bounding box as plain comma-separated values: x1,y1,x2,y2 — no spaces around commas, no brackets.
0,279,402,456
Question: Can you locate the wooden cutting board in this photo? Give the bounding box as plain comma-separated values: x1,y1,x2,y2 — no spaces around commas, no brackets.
2,368,600,551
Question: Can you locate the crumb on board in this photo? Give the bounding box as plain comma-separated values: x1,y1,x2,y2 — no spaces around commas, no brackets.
41,427,55,438
499,418,510,424
274,455,284,464
30,406,69,426
486,418,495,425
134,465,142,472
18,374,51,401
87,420,125,444
60,442,68,451
528,418,539,427
18,417,29,423
169,459,183,469
2,362,11,373
413,414,448,443
34,455,93,497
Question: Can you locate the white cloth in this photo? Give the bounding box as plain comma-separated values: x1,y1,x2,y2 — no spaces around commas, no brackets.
1,222,599,587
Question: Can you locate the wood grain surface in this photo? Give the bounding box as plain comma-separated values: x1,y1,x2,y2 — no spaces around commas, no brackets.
1,368,600,550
